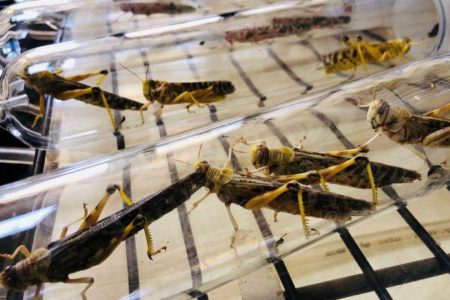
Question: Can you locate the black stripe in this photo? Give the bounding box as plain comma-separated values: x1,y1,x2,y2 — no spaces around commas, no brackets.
228,53,266,102
106,7,140,297
141,44,203,291
226,51,298,296
266,46,313,94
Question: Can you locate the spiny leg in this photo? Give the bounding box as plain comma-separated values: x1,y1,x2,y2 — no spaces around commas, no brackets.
64,277,94,300
225,203,239,248
296,189,311,237
60,203,88,239
0,245,31,260
143,219,167,259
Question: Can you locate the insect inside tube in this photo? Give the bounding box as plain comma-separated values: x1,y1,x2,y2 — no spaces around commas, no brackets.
0,171,206,299
186,142,375,247
119,2,196,15
365,87,450,147
19,68,146,131
225,15,351,45
248,140,421,205
322,35,412,74
121,64,235,118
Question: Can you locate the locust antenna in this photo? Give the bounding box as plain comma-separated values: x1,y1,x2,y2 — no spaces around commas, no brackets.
372,82,377,103
197,143,203,161
145,63,150,81
174,159,194,165
119,62,143,83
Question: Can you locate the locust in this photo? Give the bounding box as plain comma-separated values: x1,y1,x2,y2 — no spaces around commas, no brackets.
121,64,235,119
323,35,411,74
0,171,206,299
19,68,145,131
358,84,450,148
225,15,350,45
366,95,450,148
247,140,421,205
119,2,196,15
187,143,375,247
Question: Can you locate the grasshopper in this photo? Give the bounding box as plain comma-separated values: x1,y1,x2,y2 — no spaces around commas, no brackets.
120,2,196,15
323,35,411,74
248,140,421,205
0,171,206,299
121,64,235,119
188,144,375,247
19,68,145,131
365,87,450,148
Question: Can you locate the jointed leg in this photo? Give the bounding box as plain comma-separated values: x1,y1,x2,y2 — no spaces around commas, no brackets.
423,127,450,147
225,203,239,248
155,104,164,118
78,184,131,231
0,245,31,260
245,184,290,209
95,88,118,132
143,219,167,259
189,191,212,214
31,94,46,128
424,103,450,118
139,100,151,124
63,70,108,84
60,203,88,239
64,277,94,300
33,283,42,300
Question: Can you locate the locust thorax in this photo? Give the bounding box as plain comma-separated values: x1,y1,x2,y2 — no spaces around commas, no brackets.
194,160,233,193
367,99,412,133
0,248,50,292
250,144,294,174
143,79,157,102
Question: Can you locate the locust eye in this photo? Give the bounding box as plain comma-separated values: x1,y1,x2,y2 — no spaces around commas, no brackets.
257,150,264,163
376,100,390,115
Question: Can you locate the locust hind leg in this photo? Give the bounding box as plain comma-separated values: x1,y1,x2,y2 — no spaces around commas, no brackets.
78,184,131,231
64,277,94,300
63,70,109,84
422,127,450,147
0,245,31,260
60,203,88,239
143,219,167,259
318,155,377,205
93,87,119,131
424,103,450,118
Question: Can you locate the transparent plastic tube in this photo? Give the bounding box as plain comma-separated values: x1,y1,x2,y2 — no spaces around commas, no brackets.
0,0,291,47
0,53,448,299
0,0,446,154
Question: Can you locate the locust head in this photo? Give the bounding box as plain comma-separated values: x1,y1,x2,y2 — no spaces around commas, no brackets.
194,160,211,174
0,265,25,292
367,99,412,133
250,143,270,169
143,79,158,103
